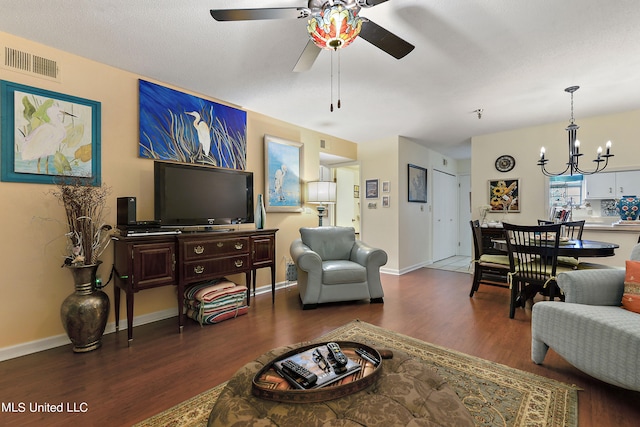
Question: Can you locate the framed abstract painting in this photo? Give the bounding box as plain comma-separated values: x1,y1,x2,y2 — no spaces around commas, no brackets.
408,164,427,203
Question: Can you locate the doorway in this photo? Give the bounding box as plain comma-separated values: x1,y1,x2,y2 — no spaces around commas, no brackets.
432,169,458,262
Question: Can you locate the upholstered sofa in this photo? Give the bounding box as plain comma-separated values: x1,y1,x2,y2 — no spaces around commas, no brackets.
531,245,640,391
290,226,387,309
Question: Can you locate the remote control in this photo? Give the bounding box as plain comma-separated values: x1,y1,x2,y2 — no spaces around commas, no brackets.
281,360,318,388
355,348,380,366
326,342,348,367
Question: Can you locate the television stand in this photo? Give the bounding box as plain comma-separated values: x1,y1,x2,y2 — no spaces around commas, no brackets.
112,228,278,342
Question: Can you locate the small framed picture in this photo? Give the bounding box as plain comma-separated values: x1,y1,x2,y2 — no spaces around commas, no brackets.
365,179,379,199
382,181,390,193
408,164,427,203
382,195,390,208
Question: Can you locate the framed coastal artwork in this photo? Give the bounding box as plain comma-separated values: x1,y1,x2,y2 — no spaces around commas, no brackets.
408,164,427,203
264,135,303,212
488,178,520,212
1,80,101,185
138,80,247,170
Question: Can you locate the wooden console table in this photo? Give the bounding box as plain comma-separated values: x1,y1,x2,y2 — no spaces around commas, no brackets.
112,228,278,342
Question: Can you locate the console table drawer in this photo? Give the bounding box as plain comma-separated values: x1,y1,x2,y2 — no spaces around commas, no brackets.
182,255,251,281
182,238,250,261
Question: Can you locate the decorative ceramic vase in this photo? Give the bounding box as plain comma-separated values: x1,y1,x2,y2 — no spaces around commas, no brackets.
255,194,267,229
60,261,110,353
617,195,640,221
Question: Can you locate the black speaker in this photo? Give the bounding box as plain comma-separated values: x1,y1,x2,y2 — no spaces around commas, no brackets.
117,197,136,226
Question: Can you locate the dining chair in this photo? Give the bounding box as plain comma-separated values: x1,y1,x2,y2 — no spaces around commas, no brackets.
502,222,574,318
469,220,511,297
537,219,585,268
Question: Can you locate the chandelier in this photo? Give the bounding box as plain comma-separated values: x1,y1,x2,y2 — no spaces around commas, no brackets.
307,2,362,51
538,86,614,176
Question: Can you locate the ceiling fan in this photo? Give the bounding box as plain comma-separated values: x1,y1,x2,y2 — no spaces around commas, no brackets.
210,0,415,72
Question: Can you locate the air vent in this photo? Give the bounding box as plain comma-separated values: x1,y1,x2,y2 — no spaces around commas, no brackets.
2,47,61,82
320,139,326,149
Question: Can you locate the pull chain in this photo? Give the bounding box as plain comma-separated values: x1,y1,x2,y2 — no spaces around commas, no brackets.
330,51,334,112
337,49,341,109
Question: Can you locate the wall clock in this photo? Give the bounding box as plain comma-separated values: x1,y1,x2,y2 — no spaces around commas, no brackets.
495,155,515,173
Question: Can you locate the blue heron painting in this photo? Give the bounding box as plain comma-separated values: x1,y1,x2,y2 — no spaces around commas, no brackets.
138,80,247,170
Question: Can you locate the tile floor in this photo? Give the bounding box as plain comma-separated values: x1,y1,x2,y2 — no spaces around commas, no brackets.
425,255,472,274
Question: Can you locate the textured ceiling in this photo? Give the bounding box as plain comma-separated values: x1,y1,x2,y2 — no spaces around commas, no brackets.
2,0,640,159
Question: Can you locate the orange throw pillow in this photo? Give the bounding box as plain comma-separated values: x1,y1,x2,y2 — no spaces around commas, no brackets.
622,260,640,313
621,293,640,314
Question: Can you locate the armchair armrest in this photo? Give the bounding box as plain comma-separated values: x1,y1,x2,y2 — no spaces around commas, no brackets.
351,241,388,268
556,269,625,306
351,241,387,300
290,239,321,272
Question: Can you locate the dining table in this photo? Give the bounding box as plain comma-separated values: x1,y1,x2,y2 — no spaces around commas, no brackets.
492,239,619,258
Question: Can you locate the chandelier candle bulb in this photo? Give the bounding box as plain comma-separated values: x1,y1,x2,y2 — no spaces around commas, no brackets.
540,147,545,160
574,140,580,155
597,146,602,160
606,140,612,155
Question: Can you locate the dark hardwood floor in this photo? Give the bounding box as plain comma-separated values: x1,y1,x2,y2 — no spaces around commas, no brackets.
1,268,638,426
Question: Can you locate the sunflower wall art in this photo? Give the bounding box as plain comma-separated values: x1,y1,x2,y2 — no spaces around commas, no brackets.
488,178,520,212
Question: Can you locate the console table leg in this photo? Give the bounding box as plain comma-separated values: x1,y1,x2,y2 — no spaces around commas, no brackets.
114,282,121,332
126,291,134,343
271,266,275,304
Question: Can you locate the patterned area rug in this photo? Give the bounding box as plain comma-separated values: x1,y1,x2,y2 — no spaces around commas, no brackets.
135,319,578,427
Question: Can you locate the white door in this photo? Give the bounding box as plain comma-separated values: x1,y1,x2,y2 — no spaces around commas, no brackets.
432,170,458,261
335,166,361,233
458,174,471,256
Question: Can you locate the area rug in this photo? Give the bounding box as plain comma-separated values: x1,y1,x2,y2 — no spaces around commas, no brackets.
135,319,578,427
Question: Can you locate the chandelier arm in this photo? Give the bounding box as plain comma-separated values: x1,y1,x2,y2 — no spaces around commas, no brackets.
539,161,571,177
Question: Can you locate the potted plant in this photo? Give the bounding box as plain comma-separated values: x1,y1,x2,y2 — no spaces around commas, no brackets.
52,177,113,353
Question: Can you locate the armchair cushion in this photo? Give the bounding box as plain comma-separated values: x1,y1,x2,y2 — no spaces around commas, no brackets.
322,260,367,285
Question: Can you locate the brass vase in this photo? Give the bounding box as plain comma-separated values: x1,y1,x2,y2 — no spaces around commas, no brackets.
60,261,110,353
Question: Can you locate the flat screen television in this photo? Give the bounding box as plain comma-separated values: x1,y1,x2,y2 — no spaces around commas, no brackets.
154,161,254,228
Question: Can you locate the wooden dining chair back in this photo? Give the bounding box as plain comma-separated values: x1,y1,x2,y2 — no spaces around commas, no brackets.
537,219,585,239
502,222,566,318
469,220,511,297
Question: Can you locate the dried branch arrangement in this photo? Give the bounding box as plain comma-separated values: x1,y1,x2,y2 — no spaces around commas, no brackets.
51,178,112,266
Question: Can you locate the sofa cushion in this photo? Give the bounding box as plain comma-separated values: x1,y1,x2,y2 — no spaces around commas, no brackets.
322,260,367,285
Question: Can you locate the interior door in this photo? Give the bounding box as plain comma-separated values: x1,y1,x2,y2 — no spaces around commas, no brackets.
432,170,458,261
335,166,360,234
458,174,471,256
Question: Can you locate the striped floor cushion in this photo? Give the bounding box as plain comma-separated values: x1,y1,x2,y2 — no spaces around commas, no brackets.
184,279,248,325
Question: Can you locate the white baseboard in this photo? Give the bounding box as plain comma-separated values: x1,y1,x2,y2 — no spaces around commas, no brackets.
0,283,292,362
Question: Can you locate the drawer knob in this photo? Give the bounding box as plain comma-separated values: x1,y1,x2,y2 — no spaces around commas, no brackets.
194,245,205,254
194,265,205,274
235,242,244,250
217,242,224,248
234,259,244,268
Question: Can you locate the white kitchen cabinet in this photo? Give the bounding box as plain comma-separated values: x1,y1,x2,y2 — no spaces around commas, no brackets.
585,173,616,199
614,170,640,197
585,170,640,199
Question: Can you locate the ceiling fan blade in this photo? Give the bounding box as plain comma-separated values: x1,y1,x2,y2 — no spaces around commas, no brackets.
293,40,322,72
210,7,308,22
360,0,391,7
359,19,415,59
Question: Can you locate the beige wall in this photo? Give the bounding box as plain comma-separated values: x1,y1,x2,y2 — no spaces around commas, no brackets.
471,109,640,265
359,136,461,274
0,31,357,353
